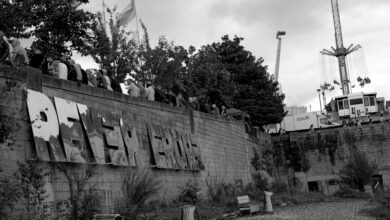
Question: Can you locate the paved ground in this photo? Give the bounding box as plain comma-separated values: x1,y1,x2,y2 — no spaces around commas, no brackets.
238,199,376,220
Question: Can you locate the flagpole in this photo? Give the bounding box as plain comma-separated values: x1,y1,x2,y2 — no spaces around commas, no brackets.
134,0,140,46
102,0,107,31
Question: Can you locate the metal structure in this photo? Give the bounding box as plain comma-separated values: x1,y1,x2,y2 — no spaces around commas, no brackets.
274,31,286,82
317,89,323,113
321,0,361,95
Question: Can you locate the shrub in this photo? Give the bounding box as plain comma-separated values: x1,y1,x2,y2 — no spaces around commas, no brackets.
118,168,162,219
0,173,21,219
271,180,288,194
333,185,370,199
252,170,273,192
56,163,100,220
79,189,102,220
205,177,224,204
178,180,201,205
15,161,49,220
339,149,378,192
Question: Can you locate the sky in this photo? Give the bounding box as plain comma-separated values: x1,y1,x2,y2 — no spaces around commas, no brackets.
75,0,390,111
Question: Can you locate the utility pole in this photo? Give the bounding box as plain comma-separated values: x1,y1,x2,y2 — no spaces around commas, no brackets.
274,31,286,82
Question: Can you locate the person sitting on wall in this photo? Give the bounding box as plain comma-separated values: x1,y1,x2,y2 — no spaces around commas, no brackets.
211,104,220,115
145,81,155,101
42,55,55,76
127,79,140,97
341,119,347,127
29,45,45,70
100,69,113,91
221,105,227,117
176,93,186,107
10,39,28,66
60,54,76,82
189,97,200,111
139,82,147,99
110,76,122,93
69,59,82,83
52,59,68,80
0,29,10,64
86,69,97,87
80,65,88,85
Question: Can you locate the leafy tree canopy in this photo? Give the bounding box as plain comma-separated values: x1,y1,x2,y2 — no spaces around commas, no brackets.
211,35,286,126
0,0,94,55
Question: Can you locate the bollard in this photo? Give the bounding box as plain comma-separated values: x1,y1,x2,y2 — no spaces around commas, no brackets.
263,191,274,213
181,205,196,220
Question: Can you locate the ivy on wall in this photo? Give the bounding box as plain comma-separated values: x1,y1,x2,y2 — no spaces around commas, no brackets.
0,80,22,145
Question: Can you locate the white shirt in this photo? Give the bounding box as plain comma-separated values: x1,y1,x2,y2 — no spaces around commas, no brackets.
128,82,140,97
58,62,68,79
145,86,155,101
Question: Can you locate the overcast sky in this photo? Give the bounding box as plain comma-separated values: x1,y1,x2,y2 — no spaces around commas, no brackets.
76,0,390,111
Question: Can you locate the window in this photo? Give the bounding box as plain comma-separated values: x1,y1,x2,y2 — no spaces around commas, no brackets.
328,179,339,185
338,100,344,110
364,97,369,106
308,181,320,192
369,96,376,106
350,98,363,105
320,118,332,125
344,100,349,109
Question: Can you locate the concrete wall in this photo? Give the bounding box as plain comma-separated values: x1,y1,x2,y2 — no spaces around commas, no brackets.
272,123,390,194
0,65,269,217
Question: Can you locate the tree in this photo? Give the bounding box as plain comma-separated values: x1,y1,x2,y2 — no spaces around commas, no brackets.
188,45,234,107
86,7,137,82
212,35,285,126
0,0,94,55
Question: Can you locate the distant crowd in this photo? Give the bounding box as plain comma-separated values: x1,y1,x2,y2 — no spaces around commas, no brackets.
0,29,231,118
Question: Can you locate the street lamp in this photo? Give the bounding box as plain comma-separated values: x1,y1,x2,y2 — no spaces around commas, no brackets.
274,31,286,82
317,89,323,114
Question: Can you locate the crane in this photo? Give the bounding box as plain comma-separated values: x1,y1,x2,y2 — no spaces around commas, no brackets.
321,0,361,95
274,31,286,82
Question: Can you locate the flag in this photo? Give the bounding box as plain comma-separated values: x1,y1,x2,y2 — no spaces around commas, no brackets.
118,0,136,27
71,0,83,8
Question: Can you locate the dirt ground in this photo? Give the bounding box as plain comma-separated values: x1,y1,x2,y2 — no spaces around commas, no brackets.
238,199,377,220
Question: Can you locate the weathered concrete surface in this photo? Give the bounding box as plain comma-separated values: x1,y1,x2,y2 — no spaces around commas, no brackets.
0,65,270,217
272,123,390,194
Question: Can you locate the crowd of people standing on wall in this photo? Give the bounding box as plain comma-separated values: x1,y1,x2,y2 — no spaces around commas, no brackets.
0,28,232,117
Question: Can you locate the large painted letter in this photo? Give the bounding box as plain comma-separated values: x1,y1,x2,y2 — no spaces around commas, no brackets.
54,97,90,163
171,129,188,170
101,112,128,166
190,134,204,170
77,104,105,164
26,89,66,161
147,123,168,168
161,127,179,170
120,115,141,167
182,132,198,170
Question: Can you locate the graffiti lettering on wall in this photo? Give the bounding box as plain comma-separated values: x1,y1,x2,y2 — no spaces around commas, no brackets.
26,89,204,170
